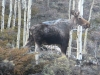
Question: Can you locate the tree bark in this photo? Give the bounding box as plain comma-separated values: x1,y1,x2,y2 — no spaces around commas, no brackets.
88,0,94,22
72,0,75,10
83,0,94,54
1,0,6,31
16,0,21,48
26,0,32,44
7,0,12,28
68,30,73,58
77,26,82,60
78,0,84,16
12,0,17,28
23,0,27,47
68,0,72,19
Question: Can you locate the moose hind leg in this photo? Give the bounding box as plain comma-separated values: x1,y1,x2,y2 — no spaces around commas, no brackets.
61,44,68,55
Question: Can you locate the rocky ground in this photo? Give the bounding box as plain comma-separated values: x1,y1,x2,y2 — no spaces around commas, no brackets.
27,44,100,75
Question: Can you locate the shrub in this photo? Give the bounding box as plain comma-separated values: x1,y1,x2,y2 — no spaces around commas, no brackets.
94,17,100,23
0,47,36,75
0,29,17,48
42,56,72,75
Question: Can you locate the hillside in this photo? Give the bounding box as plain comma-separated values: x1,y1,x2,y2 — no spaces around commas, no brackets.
0,0,100,75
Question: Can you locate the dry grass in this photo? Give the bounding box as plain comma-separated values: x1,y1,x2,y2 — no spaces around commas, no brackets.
0,47,35,75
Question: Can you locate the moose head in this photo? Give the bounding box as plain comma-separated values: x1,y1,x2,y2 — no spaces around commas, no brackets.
70,10,90,28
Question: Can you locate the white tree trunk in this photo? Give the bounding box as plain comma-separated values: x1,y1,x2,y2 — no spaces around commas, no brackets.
23,0,27,47
68,0,72,19
77,26,82,60
1,0,6,31
83,0,94,54
12,0,17,28
16,0,21,48
72,0,75,10
26,0,32,44
7,0,12,28
83,28,88,54
88,0,94,22
78,0,84,16
68,30,73,58
71,0,75,18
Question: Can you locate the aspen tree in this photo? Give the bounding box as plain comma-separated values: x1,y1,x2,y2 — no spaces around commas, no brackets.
88,0,94,22
68,0,72,19
77,0,84,61
26,0,32,44
71,0,75,18
7,0,12,28
78,0,84,16
1,0,6,31
83,0,94,54
16,0,21,48
72,0,75,10
12,0,17,28
23,0,27,47
77,26,82,60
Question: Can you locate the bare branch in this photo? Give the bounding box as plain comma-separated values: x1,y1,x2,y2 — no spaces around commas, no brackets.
88,0,94,22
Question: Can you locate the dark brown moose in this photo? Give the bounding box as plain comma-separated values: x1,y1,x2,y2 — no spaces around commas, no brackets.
26,10,90,55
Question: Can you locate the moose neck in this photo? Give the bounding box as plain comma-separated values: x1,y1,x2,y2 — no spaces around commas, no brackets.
68,16,77,27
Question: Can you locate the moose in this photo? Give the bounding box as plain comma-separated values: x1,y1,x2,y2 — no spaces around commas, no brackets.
26,10,90,56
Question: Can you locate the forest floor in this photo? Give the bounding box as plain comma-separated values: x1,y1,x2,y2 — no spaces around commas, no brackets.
27,45,100,75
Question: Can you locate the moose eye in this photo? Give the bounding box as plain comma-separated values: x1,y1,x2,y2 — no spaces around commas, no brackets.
78,18,81,20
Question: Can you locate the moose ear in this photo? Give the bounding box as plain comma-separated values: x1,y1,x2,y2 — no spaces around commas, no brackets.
71,10,80,17
75,11,80,16
71,10,75,15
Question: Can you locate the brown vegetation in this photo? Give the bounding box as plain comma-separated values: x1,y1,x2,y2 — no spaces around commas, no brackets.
0,47,35,75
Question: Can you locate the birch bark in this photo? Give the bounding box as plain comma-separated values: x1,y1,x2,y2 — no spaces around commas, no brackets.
1,0,6,31
83,0,94,54
7,0,12,28
16,0,21,48
12,0,17,28
68,0,72,19
78,0,84,16
23,0,27,47
26,0,32,44
77,26,82,60
88,0,94,22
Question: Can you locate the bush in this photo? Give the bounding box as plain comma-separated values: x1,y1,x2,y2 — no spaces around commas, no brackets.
0,29,17,48
42,56,72,75
0,47,36,75
94,18,100,23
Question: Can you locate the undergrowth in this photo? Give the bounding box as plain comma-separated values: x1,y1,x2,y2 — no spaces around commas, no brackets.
0,47,50,75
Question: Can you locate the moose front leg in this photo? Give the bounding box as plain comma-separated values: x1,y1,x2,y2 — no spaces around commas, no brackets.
35,42,41,65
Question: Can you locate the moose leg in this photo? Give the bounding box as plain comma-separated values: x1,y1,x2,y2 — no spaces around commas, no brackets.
61,42,68,56
35,42,41,64
61,46,67,55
